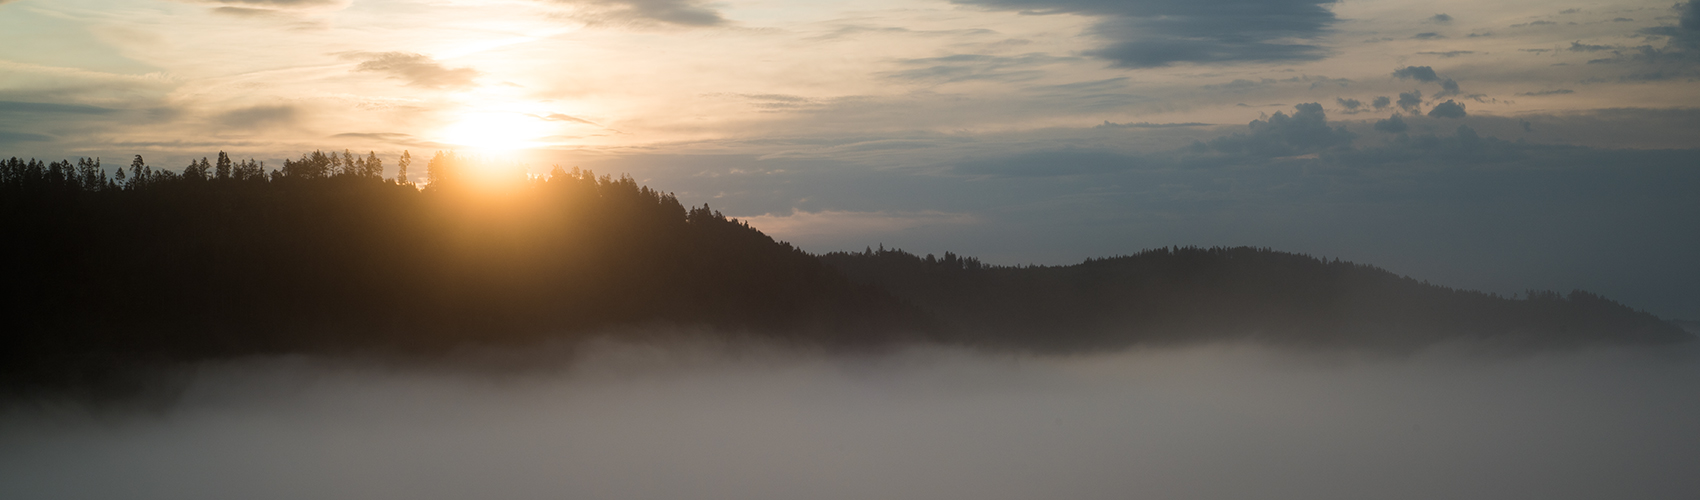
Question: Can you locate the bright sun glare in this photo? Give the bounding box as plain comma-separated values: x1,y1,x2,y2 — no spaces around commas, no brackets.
439,111,550,152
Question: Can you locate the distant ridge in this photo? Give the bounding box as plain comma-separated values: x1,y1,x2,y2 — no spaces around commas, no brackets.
819,246,1691,351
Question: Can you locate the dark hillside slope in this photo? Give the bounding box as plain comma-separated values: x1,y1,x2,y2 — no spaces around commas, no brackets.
0,154,926,394
820,247,1690,351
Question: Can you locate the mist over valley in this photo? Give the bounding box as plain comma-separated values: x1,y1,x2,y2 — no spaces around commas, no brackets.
5,339,1699,500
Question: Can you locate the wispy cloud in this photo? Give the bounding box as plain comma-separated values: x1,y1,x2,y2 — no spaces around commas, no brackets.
540,0,726,26
348,52,480,90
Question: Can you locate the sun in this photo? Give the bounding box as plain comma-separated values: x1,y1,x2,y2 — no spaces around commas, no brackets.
438,111,550,152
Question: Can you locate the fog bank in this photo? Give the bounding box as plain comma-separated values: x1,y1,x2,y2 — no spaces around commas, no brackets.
3,340,1698,500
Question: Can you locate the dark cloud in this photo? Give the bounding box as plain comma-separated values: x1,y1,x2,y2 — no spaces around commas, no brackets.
1373,113,1408,133
1427,100,1467,118
196,0,347,7
883,53,1072,83
0,130,53,143
1569,41,1616,52
1430,13,1453,23
1096,121,1211,128
700,93,824,112
1397,90,1423,112
1371,96,1392,109
1517,89,1575,96
331,132,418,142
1412,32,1445,39
1437,79,1461,97
952,0,1340,68
1578,3,1700,79
1417,51,1475,57
0,101,115,115
1393,66,1442,82
1635,2,1700,51
351,52,480,90
210,7,289,17
199,0,344,5
190,0,350,14
1392,67,1462,98
536,0,724,26
1201,103,1355,156
1682,1,1699,34
1511,20,1558,28
214,105,299,130
807,25,998,42
1614,17,1634,22
1335,98,1362,111
590,0,724,26
1025,78,1130,93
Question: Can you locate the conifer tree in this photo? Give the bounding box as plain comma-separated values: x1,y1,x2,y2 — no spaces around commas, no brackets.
215,151,232,180
364,151,382,179
128,155,145,189
397,150,411,184
427,151,454,187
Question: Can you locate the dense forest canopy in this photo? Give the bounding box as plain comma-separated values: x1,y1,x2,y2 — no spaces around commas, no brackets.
0,151,925,396
0,150,1690,397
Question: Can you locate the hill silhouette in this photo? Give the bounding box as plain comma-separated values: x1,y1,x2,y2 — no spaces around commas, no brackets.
819,247,1690,352
1,151,1690,396
0,152,926,396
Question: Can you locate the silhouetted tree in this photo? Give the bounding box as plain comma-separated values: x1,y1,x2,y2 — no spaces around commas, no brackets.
128,155,145,189
396,150,411,184
215,151,232,180
364,151,382,179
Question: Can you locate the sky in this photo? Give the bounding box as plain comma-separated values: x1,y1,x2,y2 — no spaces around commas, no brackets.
1,0,1697,317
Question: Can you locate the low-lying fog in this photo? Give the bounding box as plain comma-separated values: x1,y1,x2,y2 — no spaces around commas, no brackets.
4,338,1698,500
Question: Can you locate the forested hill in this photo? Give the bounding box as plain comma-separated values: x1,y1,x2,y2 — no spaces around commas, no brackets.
0,152,927,394
819,247,1691,351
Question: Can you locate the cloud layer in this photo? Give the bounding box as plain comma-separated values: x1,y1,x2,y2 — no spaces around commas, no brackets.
954,0,1340,67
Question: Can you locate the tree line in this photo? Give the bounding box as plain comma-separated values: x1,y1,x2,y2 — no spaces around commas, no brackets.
0,150,925,398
